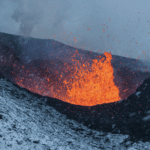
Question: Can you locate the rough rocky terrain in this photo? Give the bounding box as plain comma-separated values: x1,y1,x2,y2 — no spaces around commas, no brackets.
0,74,150,149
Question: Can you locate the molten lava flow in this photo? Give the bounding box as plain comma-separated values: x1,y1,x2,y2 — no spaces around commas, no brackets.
14,52,120,106
60,52,120,106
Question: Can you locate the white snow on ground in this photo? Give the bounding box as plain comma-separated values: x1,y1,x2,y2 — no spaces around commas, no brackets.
135,91,141,97
0,78,150,150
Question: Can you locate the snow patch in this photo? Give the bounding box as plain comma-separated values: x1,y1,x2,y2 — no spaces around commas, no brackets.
135,91,141,97
143,115,150,121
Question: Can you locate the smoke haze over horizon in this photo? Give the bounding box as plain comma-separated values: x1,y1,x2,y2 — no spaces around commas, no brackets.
0,0,150,62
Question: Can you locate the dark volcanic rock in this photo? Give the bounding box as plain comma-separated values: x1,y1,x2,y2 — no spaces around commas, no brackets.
45,76,150,142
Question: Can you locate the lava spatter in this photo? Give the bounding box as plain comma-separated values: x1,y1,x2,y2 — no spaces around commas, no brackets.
14,51,120,106
60,52,120,106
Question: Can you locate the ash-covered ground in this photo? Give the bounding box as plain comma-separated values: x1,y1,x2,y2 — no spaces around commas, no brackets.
0,74,150,149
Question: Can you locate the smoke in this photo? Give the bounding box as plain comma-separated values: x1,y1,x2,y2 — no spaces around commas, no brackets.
0,0,150,62
11,1,42,37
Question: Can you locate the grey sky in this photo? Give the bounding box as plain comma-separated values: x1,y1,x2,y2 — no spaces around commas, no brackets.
0,0,150,61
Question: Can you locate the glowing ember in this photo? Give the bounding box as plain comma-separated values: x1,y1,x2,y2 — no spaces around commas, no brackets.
61,52,120,106
14,51,120,106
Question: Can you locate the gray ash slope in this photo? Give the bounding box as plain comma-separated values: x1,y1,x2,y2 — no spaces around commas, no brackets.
1,74,150,149
0,73,129,150
0,75,150,149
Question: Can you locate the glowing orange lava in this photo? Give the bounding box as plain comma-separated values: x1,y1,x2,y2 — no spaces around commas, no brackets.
15,52,120,106
60,52,120,106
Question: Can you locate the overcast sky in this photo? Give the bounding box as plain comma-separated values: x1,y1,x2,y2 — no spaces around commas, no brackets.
0,0,150,61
